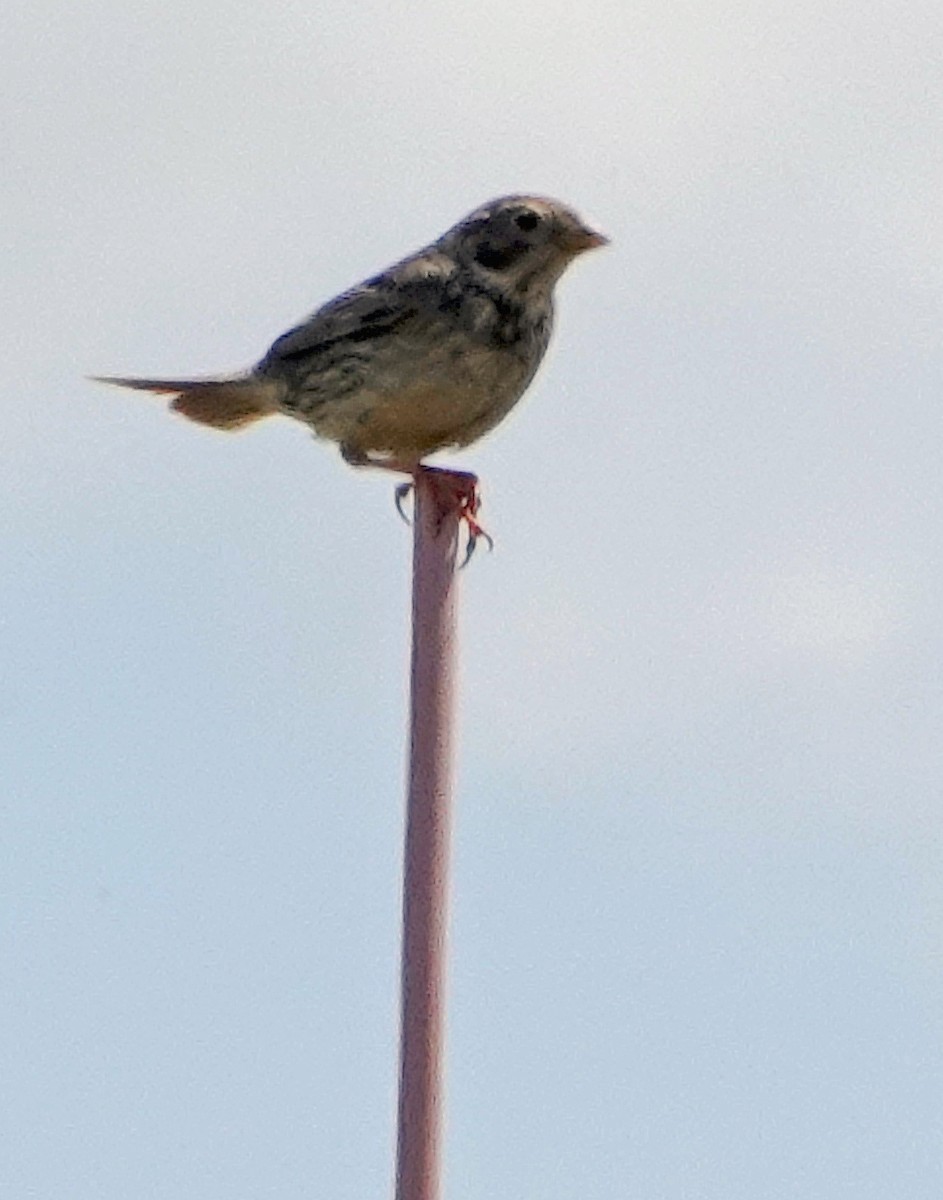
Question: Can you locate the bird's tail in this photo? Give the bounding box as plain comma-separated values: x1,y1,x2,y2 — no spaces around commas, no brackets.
91,374,279,431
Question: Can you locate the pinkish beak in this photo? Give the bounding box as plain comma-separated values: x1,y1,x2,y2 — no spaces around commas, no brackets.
559,225,610,254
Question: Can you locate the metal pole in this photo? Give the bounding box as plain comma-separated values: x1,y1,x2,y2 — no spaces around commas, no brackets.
394,469,464,1200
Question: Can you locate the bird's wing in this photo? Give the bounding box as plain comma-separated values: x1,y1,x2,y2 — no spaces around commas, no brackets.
260,252,456,370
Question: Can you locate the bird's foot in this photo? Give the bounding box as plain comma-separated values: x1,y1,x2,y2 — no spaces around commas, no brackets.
340,446,492,566
397,466,493,568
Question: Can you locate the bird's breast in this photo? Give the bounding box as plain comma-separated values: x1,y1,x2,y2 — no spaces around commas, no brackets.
283,296,552,457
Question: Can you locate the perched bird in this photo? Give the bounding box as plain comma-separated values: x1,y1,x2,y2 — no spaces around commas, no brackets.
96,195,605,459
95,195,606,549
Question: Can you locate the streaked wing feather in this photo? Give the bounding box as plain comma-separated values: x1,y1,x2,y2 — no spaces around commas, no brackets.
259,252,458,369
261,284,418,367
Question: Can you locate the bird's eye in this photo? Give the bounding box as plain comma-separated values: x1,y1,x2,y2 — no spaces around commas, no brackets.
514,211,539,231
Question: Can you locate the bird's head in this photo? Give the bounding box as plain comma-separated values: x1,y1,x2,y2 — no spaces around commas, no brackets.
441,196,608,295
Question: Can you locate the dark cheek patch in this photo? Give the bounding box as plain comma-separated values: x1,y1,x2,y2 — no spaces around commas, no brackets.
474,239,531,271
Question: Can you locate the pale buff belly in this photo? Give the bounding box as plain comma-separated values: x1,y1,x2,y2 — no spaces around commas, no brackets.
304,350,533,457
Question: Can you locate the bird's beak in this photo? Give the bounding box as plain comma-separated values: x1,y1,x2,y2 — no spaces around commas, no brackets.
558,224,610,254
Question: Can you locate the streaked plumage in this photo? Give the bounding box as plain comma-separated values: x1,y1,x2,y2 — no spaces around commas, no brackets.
95,195,607,471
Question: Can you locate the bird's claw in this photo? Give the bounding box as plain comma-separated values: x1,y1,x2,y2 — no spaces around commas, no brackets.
457,505,494,569
392,468,493,568
394,482,413,525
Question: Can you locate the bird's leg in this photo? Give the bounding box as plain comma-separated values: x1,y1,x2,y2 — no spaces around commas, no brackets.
340,444,420,474
340,445,421,523
339,446,493,565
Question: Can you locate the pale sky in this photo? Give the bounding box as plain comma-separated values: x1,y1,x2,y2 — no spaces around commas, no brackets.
4,2,943,1197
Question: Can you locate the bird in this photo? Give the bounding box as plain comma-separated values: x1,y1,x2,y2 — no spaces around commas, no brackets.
94,195,607,549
